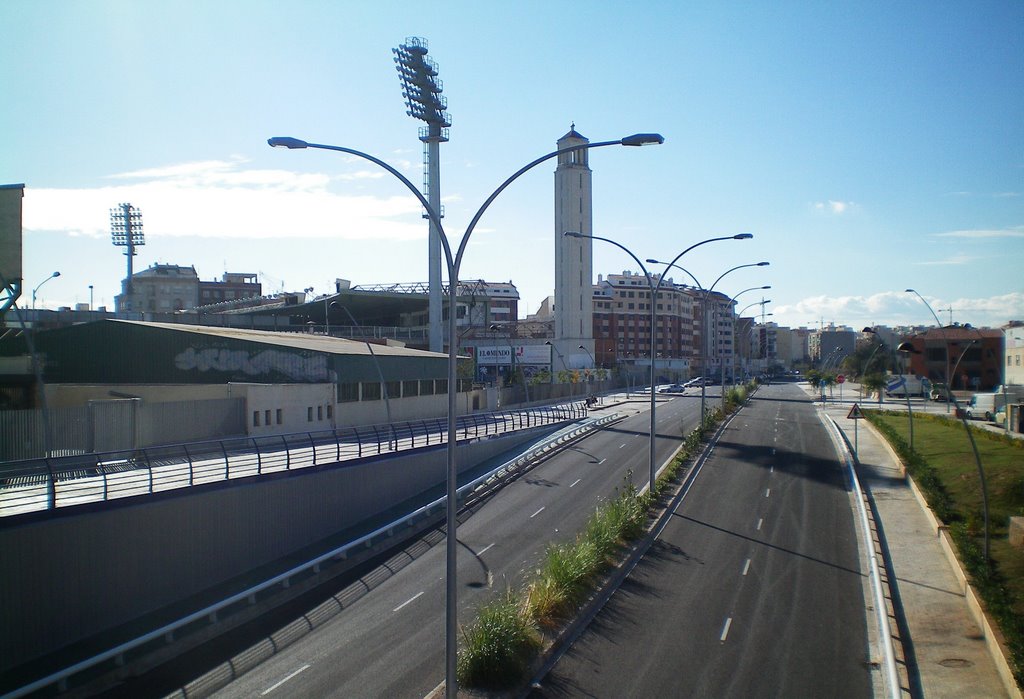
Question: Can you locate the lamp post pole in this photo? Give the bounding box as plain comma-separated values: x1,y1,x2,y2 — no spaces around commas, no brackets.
570,232,752,494
546,340,571,396
734,296,771,389
271,131,662,697
898,338,989,562
32,271,60,309
578,344,596,401
907,289,952,414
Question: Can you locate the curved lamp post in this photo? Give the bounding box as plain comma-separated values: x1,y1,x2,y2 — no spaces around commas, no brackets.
898,339,989,563
734,296,771,389
333,302,395,447
272,131,663,696
578,344,596,400
906,288,952,414
568,231,752,494
725,289,770,393
648,259,769,420
32,271,60,309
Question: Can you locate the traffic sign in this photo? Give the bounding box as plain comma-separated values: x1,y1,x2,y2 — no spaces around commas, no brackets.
836,374,846,384
847,403,863,419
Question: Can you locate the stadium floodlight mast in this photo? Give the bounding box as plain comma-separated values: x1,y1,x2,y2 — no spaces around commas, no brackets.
394,37,451,354
110,203,145,301
269,129,662,698
570,231,752,494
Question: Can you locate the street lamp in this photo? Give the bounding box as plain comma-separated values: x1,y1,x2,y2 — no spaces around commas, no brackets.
569,231,752,495
734,296,771,388
906,289,951,414
271,130,662,697
898,339,990,563
648,259,769,420
32,271,60,309
578,344,596,400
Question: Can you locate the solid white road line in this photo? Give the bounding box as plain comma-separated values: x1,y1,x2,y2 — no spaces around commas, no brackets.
477,543,495,556
742,558,751,576
569,478,582,488
393,591,424,613
720,617,733,642
261,664,311,695
531,507,545,518
598,458,607,465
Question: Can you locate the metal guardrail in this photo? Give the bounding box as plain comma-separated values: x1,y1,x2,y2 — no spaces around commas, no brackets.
0,403,589,518
823,414,901,699
2,410,617,699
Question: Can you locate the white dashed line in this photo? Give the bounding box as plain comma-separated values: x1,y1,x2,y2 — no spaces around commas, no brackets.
531,507,545,518
742,559,751,576
598,458,607,465
569,478,582,488
393,591,424,612
477,543,495,556
720,617,733,642
756,518,764,531
261,664,311,695
765,488,771,498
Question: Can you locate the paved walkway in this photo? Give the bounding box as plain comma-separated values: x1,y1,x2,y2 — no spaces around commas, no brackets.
802,381,1016,698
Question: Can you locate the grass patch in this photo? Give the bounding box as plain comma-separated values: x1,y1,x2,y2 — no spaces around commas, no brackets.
457,382,754,689
865,410,1024,685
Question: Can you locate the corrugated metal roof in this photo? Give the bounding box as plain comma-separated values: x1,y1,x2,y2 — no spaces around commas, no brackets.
109,320,452,358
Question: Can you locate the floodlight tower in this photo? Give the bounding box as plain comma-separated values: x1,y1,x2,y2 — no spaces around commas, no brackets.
110,203,145,303
394,37,451,353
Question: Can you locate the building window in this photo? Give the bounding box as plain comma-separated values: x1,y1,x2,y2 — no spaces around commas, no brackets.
253,411,260,427
338,383,359,403
403,380,419,397
420,379,435,396
326,404,334,419
363,382,382,401
265,409,271,426
317,405,323,421
386,381,401,399
276,409,283,425
307,407,314,422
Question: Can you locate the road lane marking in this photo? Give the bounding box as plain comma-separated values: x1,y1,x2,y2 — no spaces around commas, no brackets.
770,466,774,474
393,591,424,612
619,444,626,449
531,507,545,518
765,488,771,498
261,664,311,695
477,543,495,556
569,478,582,488
756,518,763,531
742,559,751,576
598,458,607,465
720,617,733,642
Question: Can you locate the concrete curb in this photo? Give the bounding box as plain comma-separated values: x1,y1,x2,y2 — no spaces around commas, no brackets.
860,416,1022,699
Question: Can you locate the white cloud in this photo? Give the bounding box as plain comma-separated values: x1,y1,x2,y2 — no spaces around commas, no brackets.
774,291,1024,329
813,200,853,214
23,159,429,242
913,253,979,266
934,226,1024,239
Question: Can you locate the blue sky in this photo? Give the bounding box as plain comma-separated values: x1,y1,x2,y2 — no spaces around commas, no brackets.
2,0,1022,330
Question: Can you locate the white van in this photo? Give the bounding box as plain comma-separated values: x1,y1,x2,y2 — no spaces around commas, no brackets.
967,393,998,421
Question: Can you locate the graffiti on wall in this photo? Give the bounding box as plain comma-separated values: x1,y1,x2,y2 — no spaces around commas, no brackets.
174,347,333,382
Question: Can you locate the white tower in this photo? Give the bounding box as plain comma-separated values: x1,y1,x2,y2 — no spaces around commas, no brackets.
554,124,595,369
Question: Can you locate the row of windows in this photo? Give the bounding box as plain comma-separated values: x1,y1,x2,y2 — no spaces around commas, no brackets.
1009,354,1022,366
337,378,472,404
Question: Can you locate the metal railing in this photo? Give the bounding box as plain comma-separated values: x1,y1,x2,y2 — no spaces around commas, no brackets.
2,411,616,699
0,402,589,518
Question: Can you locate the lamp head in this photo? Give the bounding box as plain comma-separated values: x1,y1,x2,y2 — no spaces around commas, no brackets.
645,258,661,265
734,233,754,240
862,327,876,334
761,285,771,290
620,133,665,146
52,271,61,279
896,341,919,354
756,261,770,267
268,137,309,149
564,231,584,239
905,288,916,293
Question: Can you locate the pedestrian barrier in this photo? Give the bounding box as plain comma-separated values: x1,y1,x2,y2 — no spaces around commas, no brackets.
0,402,589,517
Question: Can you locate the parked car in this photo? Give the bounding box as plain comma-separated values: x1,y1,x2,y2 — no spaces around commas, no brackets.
659,384,686,394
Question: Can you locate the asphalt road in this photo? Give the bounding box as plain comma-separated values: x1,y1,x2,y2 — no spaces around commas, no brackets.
105,391,706,698
531,382,873,698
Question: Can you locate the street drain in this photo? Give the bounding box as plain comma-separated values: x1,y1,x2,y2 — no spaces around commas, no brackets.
938,658,973,668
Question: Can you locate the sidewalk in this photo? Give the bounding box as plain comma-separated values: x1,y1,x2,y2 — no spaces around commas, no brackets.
803,382,1017,698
